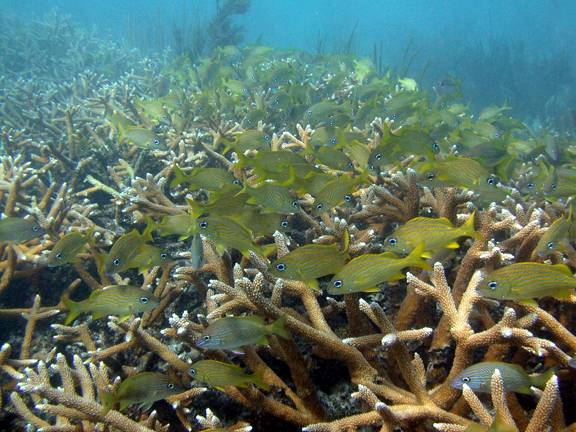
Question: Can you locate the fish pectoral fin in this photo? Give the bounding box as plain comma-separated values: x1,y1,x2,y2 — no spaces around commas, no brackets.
117,314,132,323
91,311,106,320
554,288,573,300
304,279,321,292
420,251,433,259
361,287,380,293
256,336,269,345
445,241,460,249
517,299,539,307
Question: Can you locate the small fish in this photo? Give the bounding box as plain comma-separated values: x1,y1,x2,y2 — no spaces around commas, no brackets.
47,231,87,267
155,214,195,239
189,360,270,390
190,233,204,270
240,150,316,182
62,285,159,325
245,183,300,214
312,175,359,215
416,156,489,189
271,231,350,288
196,214,260,258
533,215,572,258
196,315,289,350
385,212,479,257
478,262,576,305
0,217,44,242
101,372,183,412
131,244,172,271
225,129,271,153
122,127,162,149
304,101,352,127
328,243,431,295
187,184,248,218
171,166,238,191
104,230,147,274
452,361,554,395
315,147,354,172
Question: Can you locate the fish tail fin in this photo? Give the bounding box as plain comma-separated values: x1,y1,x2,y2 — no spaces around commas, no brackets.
62,297,82,326
269,315,290,340
461,210,481,240
530,367,557,390
405,242,432,270
251,371,271,391
100,389,116,414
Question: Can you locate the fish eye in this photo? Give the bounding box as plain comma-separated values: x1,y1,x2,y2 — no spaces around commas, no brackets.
188,368,196,376
32,225,40,232
333,280,343,289
280,220,289,228
551,183,557,191
344,195,352,202
264,134,271,142
547,241,555,250
316,203,323,210
166,383,175,390
112,258,121,266
160,252,168,260
527,182,535,190
432,143,440,153
139,296,149,304
330,137,337,145
462,376,470,383
199,221,208,229
202,335,211,341
276,263,286,272
306,110,312,117
375,154,382,161
486,177,495,185
487,281,498,290
347,162,354,169
291,200,299,208
55,252,63,260
153,139,160,145
426,172,435,181
388,238,397,246
233,179,241,185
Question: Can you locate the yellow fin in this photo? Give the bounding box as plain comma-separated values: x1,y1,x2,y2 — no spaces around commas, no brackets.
518,298,538,307
361,287,381,293
446,241,460,249
551,263,573,276
305,279,320,292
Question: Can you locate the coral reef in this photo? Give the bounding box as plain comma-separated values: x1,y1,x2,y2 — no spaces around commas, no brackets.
1,11,576,432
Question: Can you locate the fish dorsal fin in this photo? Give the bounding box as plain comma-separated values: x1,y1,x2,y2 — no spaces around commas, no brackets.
340,228,350,253
551,263,573,276
434,217,454,226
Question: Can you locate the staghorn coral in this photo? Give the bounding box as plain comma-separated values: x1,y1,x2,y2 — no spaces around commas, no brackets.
1,11,576,432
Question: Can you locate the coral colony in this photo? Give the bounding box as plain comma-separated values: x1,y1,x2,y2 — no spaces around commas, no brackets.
1,9,576,432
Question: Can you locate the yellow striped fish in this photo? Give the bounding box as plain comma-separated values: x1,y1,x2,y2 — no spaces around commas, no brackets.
478,262,576,305
452,361,554,395
62,285,159,325
328,242,430,294
101,372,183,412
196,214,261,257
196,315,289,350
47,231,87,267
189,360,270,390
385,212,479,257
270,230,350,289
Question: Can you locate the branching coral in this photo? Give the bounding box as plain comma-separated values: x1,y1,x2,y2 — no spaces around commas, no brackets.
1,10,576,432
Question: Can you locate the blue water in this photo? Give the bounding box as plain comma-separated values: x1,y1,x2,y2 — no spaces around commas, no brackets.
3,0,576,120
